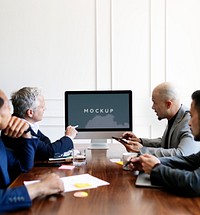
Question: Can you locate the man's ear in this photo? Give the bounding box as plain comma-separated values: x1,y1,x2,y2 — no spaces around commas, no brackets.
166,100,172,109
26,109,34,118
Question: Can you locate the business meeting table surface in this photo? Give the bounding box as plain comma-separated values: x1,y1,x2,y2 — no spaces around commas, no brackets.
7,143,200,215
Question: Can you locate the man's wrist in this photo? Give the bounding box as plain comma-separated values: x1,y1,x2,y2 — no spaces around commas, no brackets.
24,126,31,134
152,162,161,169
22,126,32,138
139,138,143,144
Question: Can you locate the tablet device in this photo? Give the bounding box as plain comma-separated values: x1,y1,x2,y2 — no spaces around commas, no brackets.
135,172,162,188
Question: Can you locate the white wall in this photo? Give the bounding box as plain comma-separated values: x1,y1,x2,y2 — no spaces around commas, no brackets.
0,0,200,141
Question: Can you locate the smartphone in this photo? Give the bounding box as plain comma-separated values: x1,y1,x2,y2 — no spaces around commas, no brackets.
112,136,130,145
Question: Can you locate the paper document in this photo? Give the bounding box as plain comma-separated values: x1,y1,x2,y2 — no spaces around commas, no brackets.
48,156,73,161
24,173,109,192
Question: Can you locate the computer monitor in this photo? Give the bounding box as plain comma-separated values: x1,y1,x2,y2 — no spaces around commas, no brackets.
65,90,132,149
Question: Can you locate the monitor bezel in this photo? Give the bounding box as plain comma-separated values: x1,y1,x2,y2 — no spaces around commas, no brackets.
65,90,133,132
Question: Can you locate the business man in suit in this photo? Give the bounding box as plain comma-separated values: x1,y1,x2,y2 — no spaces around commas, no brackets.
0,94,39,181
0,138,32,212
2,87,77,161
130,90,200,197
120,82,199,157
0,89,64,212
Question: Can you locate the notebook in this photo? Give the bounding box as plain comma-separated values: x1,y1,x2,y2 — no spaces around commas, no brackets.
135,172,162,188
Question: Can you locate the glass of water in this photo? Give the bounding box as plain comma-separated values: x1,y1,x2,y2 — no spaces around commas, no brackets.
72,148,86,166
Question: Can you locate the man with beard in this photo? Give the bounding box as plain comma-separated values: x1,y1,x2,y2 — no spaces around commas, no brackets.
120,82,199,157
129,90,200,197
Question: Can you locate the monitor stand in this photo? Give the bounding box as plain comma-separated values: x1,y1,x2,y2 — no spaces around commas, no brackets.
88,139,109,150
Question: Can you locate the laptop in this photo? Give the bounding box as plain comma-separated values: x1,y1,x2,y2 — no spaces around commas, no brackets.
135,172,162,188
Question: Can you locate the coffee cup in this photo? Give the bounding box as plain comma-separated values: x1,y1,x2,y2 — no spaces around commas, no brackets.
122,152,138,170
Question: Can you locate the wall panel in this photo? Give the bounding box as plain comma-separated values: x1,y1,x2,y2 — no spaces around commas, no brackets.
1,0,200,141
166,0,200,106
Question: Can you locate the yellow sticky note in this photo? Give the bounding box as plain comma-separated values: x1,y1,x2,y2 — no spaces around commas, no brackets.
74,183,92,188
116,161,123,165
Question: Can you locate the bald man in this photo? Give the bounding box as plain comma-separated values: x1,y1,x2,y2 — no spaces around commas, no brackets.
120,82,199,157
129,90,200,197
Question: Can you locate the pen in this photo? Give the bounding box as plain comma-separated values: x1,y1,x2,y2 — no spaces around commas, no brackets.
138,149,143,156
125,150,143,167
74,125,79,128
124,157,139,167
124,160,132,167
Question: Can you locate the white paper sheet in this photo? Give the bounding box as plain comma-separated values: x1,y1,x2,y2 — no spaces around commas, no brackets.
24,173,109,192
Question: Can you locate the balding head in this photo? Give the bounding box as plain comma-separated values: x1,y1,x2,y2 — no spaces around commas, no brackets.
152,82,181,120
153,82,180,103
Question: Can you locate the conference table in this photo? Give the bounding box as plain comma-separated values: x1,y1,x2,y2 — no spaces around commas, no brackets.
7,143,200,215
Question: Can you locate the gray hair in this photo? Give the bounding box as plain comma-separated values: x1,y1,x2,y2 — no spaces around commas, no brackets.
11,87,42,118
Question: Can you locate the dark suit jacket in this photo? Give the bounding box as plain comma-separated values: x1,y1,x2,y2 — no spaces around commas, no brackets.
0,139,31,212
150,152,200,197
1,135,39,182
2,128,74,161
32,129,74,160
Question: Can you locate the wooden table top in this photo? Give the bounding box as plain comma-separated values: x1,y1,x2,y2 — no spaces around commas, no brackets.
7,143,200,215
